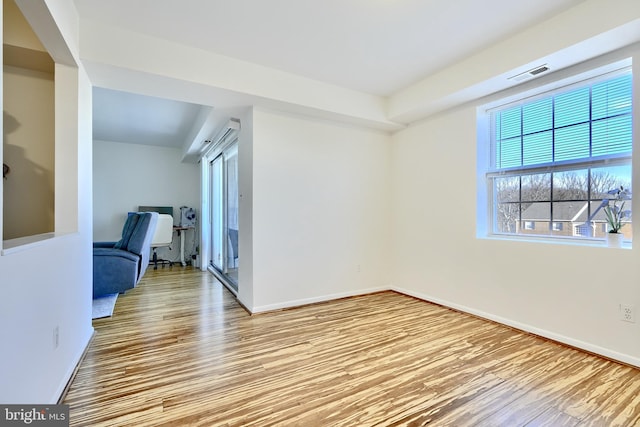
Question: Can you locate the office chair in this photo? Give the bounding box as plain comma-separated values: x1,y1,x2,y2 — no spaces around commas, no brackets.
150,214,174,269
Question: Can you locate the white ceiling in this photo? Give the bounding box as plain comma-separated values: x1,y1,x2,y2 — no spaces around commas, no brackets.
92,87,205,147
79,0,587,149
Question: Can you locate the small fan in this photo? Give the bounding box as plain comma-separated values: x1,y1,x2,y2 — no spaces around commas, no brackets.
180,206,196,227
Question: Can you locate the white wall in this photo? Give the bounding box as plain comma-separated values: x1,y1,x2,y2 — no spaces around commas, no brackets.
0,0,94,403
237,108,254,308
93,140,200,263
390,49,640,366
248,109,391,312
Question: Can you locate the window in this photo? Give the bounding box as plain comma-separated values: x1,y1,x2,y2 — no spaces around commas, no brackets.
484,67,633,244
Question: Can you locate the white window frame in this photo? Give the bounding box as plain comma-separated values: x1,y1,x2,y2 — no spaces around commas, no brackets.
477,59,634,246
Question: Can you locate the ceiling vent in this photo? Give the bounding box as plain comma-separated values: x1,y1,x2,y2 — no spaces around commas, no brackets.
508,64,550,82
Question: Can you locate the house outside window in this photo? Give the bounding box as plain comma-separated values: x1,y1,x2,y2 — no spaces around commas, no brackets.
482,64,633,245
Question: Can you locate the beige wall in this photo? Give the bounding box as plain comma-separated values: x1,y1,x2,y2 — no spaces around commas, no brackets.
3,65,55,240
3,0,44,51
3,0,55,241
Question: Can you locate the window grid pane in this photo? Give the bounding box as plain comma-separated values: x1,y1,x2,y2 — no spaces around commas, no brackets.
489,71,632,242
554,87,590,127
554,123,590,162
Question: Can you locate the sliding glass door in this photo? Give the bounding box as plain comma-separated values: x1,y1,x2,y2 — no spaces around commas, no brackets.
209,141,239,289
210,155,224,271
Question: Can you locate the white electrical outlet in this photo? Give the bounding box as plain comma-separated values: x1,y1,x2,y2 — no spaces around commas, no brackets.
53,326,59,349
621,305,635,323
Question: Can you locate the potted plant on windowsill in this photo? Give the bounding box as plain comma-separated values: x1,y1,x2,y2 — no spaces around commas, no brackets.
603,186,631,248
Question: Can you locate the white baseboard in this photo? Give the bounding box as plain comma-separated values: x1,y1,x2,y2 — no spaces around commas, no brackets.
392,286,640,369
251,285,390,314
52,327,94,404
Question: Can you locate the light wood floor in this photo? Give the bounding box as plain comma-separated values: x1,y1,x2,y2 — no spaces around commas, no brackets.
64,267,640,426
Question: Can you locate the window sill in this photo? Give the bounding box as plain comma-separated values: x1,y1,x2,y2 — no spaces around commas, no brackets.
479,234,632,249
2,232,77,255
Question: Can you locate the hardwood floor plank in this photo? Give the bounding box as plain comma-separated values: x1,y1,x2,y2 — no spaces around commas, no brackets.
64,268,640,426
525,406,581,427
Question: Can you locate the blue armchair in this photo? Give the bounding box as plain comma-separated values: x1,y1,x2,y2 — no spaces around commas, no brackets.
93,212,158,298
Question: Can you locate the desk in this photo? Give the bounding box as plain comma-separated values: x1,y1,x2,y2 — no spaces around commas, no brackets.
173,226,194,266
